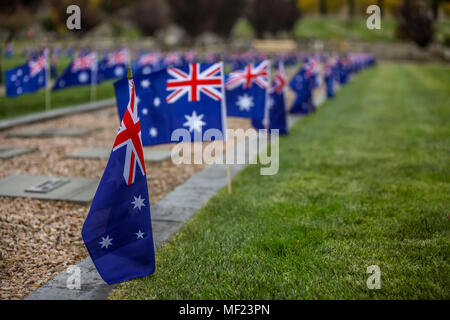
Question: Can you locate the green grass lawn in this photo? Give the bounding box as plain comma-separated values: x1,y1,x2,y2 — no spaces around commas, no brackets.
0,81,115,120
293,16,450,44
109,62,450,299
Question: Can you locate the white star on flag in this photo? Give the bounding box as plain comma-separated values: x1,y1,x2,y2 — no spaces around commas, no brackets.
236,94,254,111
268,97,275,109
100,235,113,248
141,79,150,88
136,230,145,239
136,95,141,106
132,194,146,210
142,108,149,115
78,72,88,83
114,66,125,77
149,127,158,137
183,111,206,132
153,97,161,107
142,67,151,75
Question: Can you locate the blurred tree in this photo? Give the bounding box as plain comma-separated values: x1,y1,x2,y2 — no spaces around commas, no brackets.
246,0,300,38
348,0,355,17
319,0,328,14
0,0,42,42
396,0,434,47
209,0,244,38
130,0,170,36
168,0,211,37
48,0,103,36
167,0,243,38
100,0,132,14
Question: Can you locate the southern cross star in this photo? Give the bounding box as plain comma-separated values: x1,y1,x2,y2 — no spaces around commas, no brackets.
153,97,161,107
100,235,113,249
183,111,206,133
132,194,146,210
149,127,158,137
136,230,145,239
141,79,150,88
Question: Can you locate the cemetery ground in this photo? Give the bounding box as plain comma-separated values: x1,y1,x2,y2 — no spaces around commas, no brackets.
0,97,250,299
109,63,449,299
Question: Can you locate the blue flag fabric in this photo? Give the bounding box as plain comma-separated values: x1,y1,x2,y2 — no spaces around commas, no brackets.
252,62,288,135
53,52,97,91
289,59,318,115
97,49,129,83
225,60,270,120
133,52,163,76
5,54,48,97
289,68,311,114
115,62,227,146
82,79,155,284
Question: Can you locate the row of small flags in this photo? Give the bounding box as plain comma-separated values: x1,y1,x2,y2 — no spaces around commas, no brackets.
2,49,300,94
81,51,375,284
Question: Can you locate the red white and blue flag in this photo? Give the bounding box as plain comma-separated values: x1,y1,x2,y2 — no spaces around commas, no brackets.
5,52,48,97
53,52,98,91
97,49,129,83
82,77,155,284
225,60,270,120
252,61,288,135
114,62,227,146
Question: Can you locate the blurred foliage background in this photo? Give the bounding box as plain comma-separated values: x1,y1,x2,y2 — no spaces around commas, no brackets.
0,0,449,49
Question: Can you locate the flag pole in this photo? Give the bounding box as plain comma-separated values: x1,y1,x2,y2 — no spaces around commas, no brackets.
220,56,232,194
91,52,97,102
45,49,51,111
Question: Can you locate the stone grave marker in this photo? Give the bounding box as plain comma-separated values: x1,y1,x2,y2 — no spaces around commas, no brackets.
0,174,99,204
6,127,100,138
0,146,38,159
68,147,172,162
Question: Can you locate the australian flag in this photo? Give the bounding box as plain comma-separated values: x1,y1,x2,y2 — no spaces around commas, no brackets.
225,60,270,120
5,53,48,97
53,52,97,91
289,58,318,115
252,61,288,135
115,62,227,146
97,49,129,83
82,78,156,284
133,52,163,76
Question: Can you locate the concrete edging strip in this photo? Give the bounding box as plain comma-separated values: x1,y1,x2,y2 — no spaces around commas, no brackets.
0,98,116,131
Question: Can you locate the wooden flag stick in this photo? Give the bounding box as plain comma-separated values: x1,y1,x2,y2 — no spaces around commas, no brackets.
45,49,51,111
219,54,232,194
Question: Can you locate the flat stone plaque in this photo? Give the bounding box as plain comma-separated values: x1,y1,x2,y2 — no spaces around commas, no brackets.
0,174,99,204
68,147,172,162
0,146,38,159
6,127,99,138
25,178,70,193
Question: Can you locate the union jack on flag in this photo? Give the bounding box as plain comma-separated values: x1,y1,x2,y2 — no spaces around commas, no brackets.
226,60,270,90
107,49,129,66
273,61,286,94
112,79,146,185
72,52,97,72
166,62,224,103
137,52,161,66
164,52,182,66
29,54,48,78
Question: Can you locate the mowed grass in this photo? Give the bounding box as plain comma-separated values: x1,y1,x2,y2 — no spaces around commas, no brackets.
110,63,450,299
